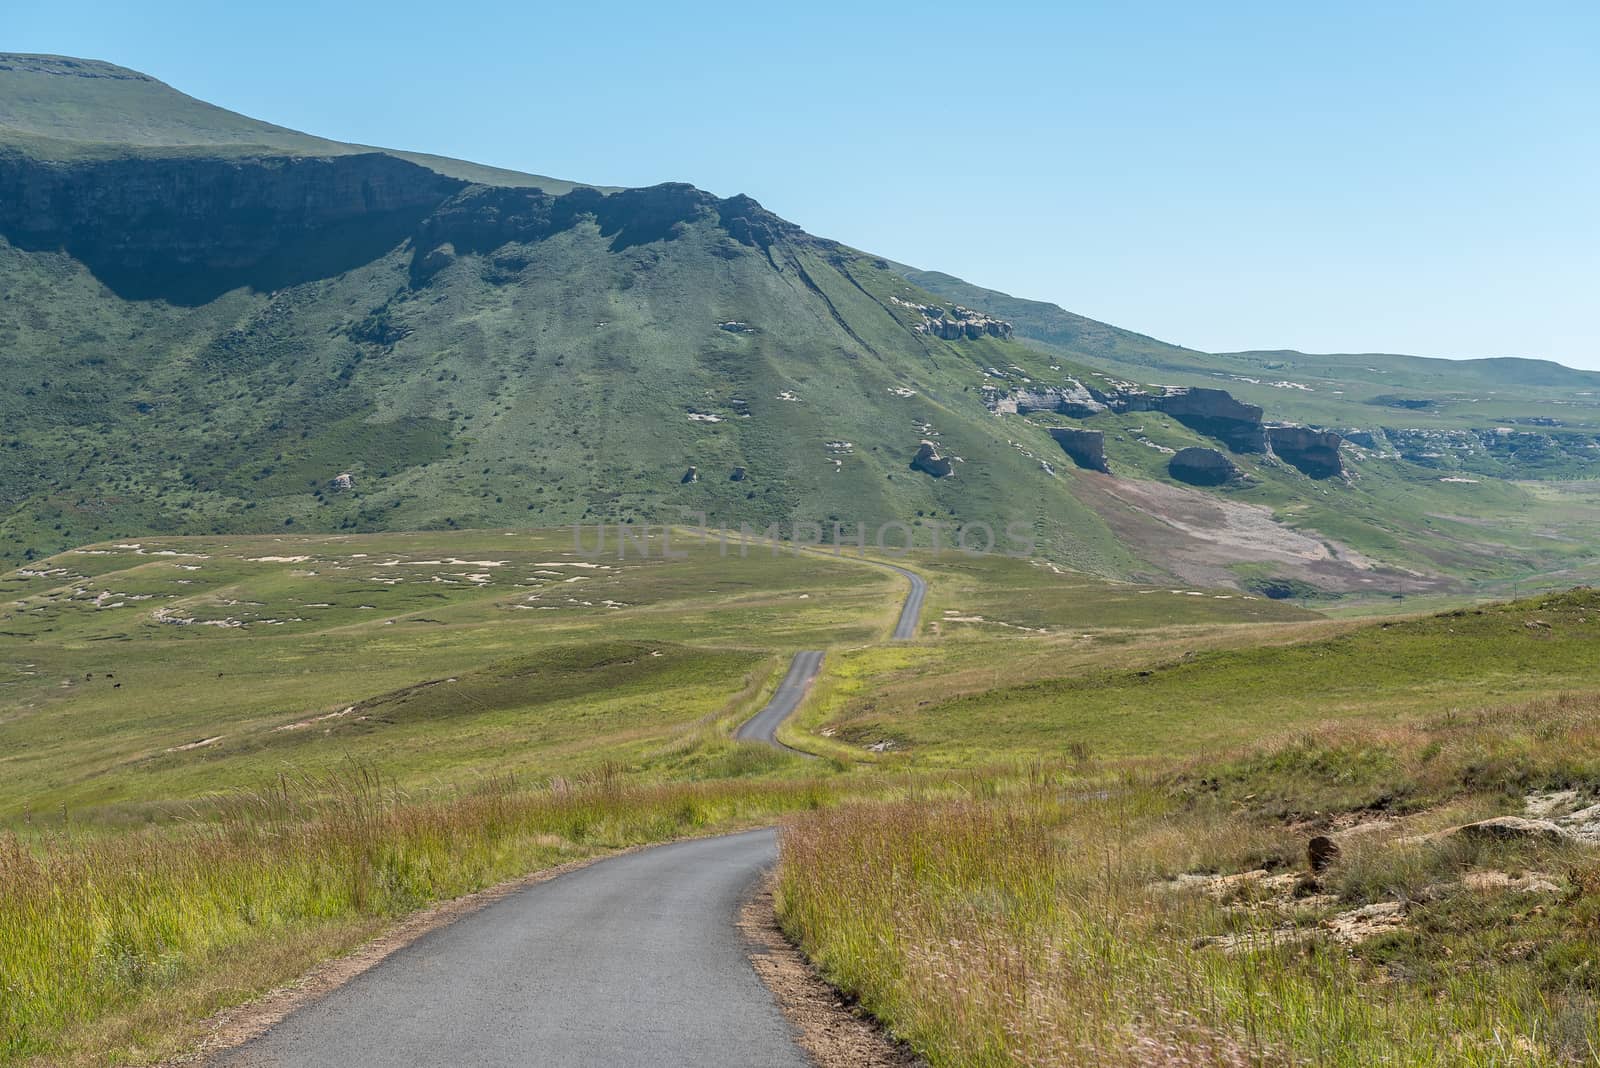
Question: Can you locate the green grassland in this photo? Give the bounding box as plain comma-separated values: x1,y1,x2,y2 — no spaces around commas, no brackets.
0,529,908,822
5,54,1600,604
5,530,1600,1064
810,585,1600,766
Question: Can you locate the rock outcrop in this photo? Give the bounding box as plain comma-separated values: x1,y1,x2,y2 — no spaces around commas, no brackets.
1169,447,1239,486
910,440,954,478
1047,428,1109,473
1157,388,1267,453
328,472,354,492
987,382,1266,453
0,151,462,301
1268,426,1345,479
892,297,1013,340
990,381,1107,418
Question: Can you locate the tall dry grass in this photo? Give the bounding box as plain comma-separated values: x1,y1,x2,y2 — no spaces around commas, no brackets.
778,704,1600,1066
0,765,835,1063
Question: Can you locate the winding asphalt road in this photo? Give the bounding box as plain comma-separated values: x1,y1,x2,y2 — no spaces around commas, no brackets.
734,650,824,751
212,561,926,1067
214,831,807,1068
880,561,927,641
733,558,923,752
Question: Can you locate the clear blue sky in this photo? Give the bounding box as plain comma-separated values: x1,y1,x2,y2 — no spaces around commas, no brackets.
12,1,1599,368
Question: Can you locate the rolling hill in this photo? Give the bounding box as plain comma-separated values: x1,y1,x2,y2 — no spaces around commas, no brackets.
3,53,1599,602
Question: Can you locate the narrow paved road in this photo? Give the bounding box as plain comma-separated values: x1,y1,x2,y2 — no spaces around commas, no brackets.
214,830,807,1068
215,561,930,1066
734,650,823,750
882,561,926,640
733,561,923,752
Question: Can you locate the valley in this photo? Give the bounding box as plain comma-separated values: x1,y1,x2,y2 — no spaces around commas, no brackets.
2,45,1598,1068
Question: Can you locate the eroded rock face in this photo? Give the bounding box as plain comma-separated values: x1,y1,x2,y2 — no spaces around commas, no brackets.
987,382,1267,453
991,380,1107,418
1157,388,1267,453
1268,426,1345,479
892,297,1013,340
1169,447,1239,486
0,151,461,301
1047,427,1109,472
910,440,953,478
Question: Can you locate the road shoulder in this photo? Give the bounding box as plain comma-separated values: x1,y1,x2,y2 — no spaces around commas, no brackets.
739,874,924,1068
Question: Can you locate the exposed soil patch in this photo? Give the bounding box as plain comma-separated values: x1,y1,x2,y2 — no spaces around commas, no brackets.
741,875,923,1068
1068,472,1438,595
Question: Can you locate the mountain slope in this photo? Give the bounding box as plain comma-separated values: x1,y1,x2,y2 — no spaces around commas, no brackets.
897,263,1600,479
2,55,1598,601
0,53,590,190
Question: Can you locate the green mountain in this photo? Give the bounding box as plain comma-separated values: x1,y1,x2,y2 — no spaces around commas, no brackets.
3,54,1598,602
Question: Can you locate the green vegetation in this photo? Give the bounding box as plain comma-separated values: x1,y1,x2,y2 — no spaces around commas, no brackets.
5,51,1600,1068
5,529,1600,1065
0,530,905,821
779,693,1600,1066
810,588,1600,765
3,53,1599,605
1,770,862,1065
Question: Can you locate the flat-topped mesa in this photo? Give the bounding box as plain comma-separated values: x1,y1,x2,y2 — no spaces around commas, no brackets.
891,296,1013,340
1268,425,1346,479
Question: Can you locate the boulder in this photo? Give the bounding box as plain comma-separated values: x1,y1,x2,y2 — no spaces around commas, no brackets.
1047,427,1109,473
1308,836,1341,873
1450,816,1572,844
681,466,698,484
910,440,953,478
328,472,354,492
729,466,746,481
1169,447,1239,487
1268,426,1346,479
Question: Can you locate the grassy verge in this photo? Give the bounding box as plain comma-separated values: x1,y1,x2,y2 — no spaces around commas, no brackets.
1,765,852,1066
777,695,1600,1066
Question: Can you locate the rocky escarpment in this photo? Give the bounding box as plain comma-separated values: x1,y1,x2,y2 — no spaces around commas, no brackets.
989,380,1266,452
1268,426,1345,479
412,182,802,270
891,297,1013,341
1169,447,1240,486
0,150,463,301
910,440,954,477
0,142,814,303
1047,428,1109,472
991,382,1107,418
1153,388,1267,452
